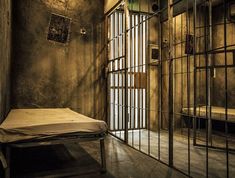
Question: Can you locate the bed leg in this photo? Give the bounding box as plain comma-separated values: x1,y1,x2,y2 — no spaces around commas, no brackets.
5,146,10,178
100,138,106,173
0,145,7,169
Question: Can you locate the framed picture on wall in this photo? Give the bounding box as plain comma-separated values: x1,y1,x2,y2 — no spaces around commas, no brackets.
185,34,194,55
47,13,71,44
149,44,159,65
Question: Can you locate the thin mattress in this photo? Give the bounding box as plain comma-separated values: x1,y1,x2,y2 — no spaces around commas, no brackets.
0,108,108,143
182,106,235,123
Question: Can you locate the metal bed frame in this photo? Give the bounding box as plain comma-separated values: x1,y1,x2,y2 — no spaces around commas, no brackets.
181,106,235,142
0,133,106,178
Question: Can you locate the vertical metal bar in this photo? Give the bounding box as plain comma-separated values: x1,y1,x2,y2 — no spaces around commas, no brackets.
134,15,136,132
119,12,122,132
120,13,123,134
109,16,112,130
143,15,145,131
115,13,118,133
122,12,125,132
204,4,209,177
140,15,143,130
173,11,176,168
107,16,111,130
198,5,202,138
119,13,122,134
173,9,176,137
5,146,10,178
141,14,144,140
146,15,150,156
138,13,141,150
124,1,129,143
0,146,7,170
186,0,191,175
123,12,126,132
168,0,174,167
158,0,162,160
100,139,106,173
172,11,176,168
130,13,134,145
109,15,112,130
193,0,197,147
110,15,113,131
208,0,213,145
223,1,229,177
109,20,112,129
180,14,184,136
113,13,116,133
142,15,145,137
142,15,145,131
117,12,120,133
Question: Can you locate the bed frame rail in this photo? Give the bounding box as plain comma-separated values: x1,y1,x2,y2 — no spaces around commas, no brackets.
1,137,106,178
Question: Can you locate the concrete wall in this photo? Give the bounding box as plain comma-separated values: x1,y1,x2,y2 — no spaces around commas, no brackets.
0,0,12,123
161,20,170,129
11,0,106,120
148,16,159,131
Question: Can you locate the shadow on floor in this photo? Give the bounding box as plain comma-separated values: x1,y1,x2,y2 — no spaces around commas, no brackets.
10,144,115,178
0,135,188,178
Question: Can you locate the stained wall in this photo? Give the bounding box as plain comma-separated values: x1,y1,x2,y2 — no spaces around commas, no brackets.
11,0,106,120
0,0,12,123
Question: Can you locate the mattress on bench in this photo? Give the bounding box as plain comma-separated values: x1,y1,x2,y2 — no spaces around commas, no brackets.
0,108,107,143
182,106,235,123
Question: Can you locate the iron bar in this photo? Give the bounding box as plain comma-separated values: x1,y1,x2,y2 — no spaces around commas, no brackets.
133,15,136,133
186,0,191,175
124,1,129,143
158,0,162,159
138,12,141,150
193,0,197,146
117,12,120,132
168,0,174,167
223,0,229,177
204,4,209,177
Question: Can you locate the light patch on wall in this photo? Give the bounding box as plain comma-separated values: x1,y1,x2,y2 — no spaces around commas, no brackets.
47,13,71,43
67,0,81,10
41,0,68,11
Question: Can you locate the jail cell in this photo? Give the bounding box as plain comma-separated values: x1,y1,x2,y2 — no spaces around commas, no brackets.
108,10,125,134
106,1,235,178
127,13,147,130
107,8,148,140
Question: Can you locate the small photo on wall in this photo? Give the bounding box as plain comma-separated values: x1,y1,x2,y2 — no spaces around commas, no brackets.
47,13,71,44
185,34,194,55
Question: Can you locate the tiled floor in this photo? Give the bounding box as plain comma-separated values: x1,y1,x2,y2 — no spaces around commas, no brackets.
8,135,187,178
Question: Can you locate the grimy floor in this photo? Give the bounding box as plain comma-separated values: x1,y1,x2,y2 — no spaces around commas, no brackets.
112,129,235,178
7,135,187,178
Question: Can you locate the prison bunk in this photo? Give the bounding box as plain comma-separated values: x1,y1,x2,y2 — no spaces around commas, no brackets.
0,108,108,178
182,106,235,136
182,106,235,123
